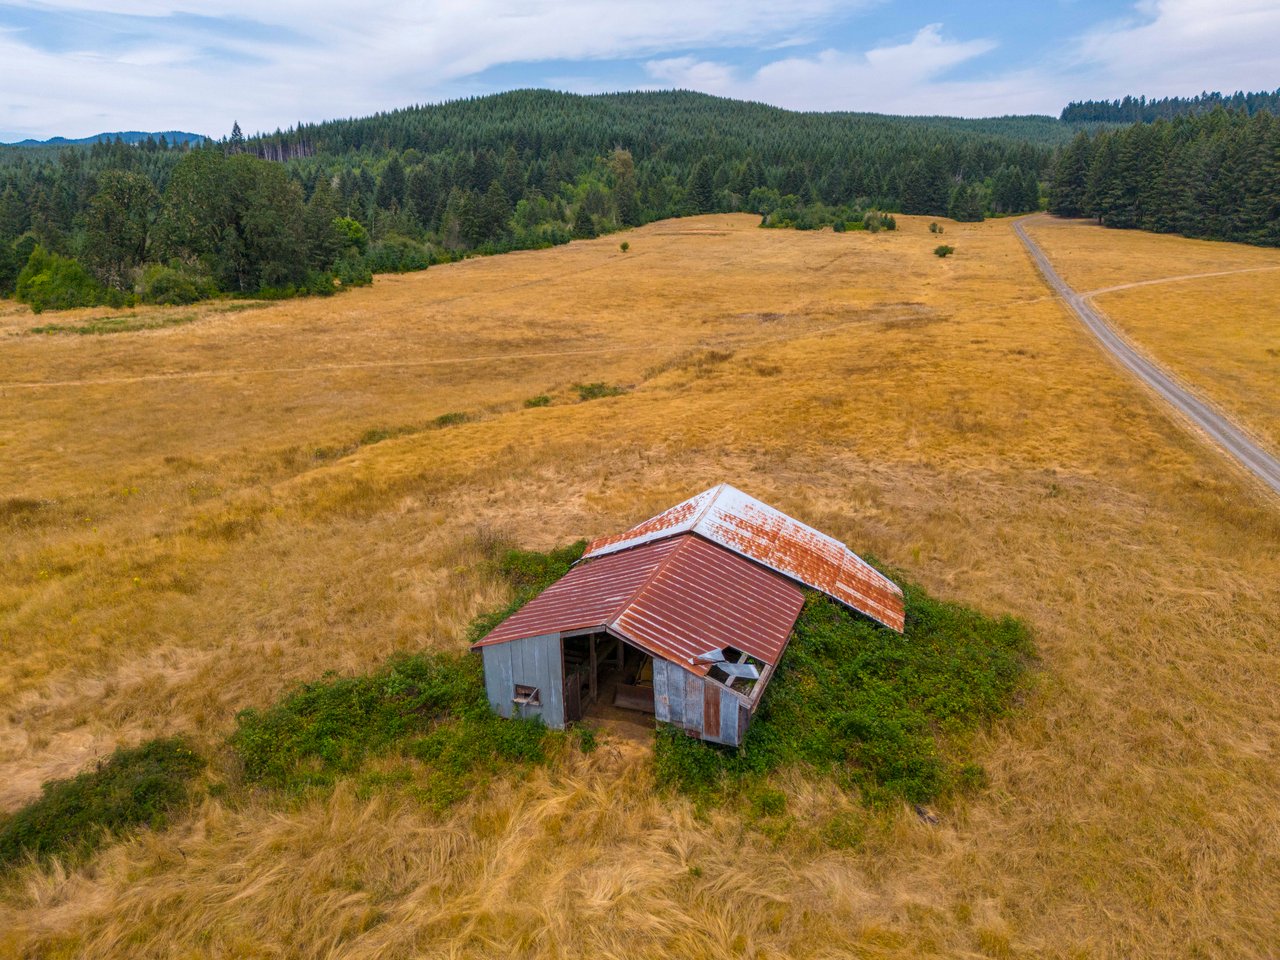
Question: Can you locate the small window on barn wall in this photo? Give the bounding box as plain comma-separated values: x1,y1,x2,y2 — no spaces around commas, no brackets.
513,684,540,706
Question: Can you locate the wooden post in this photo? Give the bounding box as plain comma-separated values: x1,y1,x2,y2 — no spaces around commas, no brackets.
589,635,598,704
617,639,624,669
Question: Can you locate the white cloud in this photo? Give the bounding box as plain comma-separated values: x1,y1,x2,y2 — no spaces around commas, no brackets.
1068,0,1280,99
1,0,1278,138
645,25,1018,115
0,0,864,137
642,1,1280,118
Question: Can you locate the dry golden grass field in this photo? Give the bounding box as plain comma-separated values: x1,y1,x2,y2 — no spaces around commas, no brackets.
1022,216,1280,454
1,213,1279,959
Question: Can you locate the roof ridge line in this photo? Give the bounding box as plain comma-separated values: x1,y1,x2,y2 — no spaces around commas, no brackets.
689,482,729,532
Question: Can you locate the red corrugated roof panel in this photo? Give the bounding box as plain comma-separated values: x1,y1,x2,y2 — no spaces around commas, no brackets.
475,536,680,648
614,535,804,671
585,484,905,632
471,534,806,674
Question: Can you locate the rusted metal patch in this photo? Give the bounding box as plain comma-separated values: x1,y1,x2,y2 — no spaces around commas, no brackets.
586,484,905,632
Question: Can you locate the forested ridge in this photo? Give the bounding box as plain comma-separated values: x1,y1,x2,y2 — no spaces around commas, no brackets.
4,87,1276,314
1049,108,1280,247
0,89,1054,311
1061,89,1280,124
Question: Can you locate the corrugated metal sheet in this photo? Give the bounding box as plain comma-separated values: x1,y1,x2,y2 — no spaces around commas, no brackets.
585,484,905,633
472,534,805,675
613,534,803,671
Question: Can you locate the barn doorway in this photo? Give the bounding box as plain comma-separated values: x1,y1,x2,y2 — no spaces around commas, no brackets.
562,633,655,731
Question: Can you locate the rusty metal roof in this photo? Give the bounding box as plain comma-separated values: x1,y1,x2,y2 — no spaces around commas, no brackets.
471,534,806,675
585,484,905,632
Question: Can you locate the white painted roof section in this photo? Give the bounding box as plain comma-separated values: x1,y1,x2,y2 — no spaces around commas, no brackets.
583,483,905,632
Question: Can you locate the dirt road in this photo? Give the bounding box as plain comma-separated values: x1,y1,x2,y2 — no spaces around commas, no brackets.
1014,215,1280,498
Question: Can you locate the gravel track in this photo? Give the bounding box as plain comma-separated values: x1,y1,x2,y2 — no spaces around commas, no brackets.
1014,215,1280,497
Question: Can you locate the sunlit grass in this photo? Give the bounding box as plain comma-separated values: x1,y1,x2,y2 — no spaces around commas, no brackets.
1,215,1278,958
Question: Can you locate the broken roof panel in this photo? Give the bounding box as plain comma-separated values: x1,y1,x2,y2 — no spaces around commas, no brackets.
585,483,905,632
471,534,805,675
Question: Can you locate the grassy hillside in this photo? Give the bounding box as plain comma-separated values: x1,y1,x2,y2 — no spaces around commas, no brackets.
0,88,1063,313
1,215,1278,957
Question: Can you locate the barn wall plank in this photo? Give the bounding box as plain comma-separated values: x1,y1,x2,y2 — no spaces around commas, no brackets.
719,688,739,745
667,661,685,726
653,659,672,723
482,646,513,720
684,670,705,735
538,634,565,728
488,633,566,729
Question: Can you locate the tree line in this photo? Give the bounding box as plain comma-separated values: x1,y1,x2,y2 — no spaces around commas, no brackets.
1048,108,1280,247
0,90,1061,310
1061,89,1280,124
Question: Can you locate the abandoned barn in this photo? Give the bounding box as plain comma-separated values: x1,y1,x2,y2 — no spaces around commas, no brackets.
471,484,905,745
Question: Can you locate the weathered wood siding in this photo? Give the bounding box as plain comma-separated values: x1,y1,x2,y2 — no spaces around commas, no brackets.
652,658,748,747
480,633,565,728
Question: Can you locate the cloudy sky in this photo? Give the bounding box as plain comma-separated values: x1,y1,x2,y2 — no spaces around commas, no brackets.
2,0,1278,141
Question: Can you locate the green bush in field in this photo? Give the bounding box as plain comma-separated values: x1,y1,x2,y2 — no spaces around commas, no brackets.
15,246,104,313
0,738,204,868
432,411,469,427
863,210,897,233
654,587,1033,805
935,245,956,258
365,234,431,273
137,263,217,305
575,382,627,401
334,255,373,288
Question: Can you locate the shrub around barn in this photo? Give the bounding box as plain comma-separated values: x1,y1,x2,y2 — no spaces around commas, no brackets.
230,541,586,807
655,585,1033,806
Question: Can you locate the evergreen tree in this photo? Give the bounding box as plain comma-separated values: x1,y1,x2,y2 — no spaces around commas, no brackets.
1022,169,1041,212
500,145,524,203
375,155,406,211
303,176,345,270
900,150,950,216
0,184,27,240
1083,133,1119,222
0,239,18,297
470,148,499,192
687,156,715,214
572,203,596,238
947,183,984,222
406,165,438,229
477,179,511,243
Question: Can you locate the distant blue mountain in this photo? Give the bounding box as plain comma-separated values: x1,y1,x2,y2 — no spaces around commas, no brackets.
1,130,206,147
